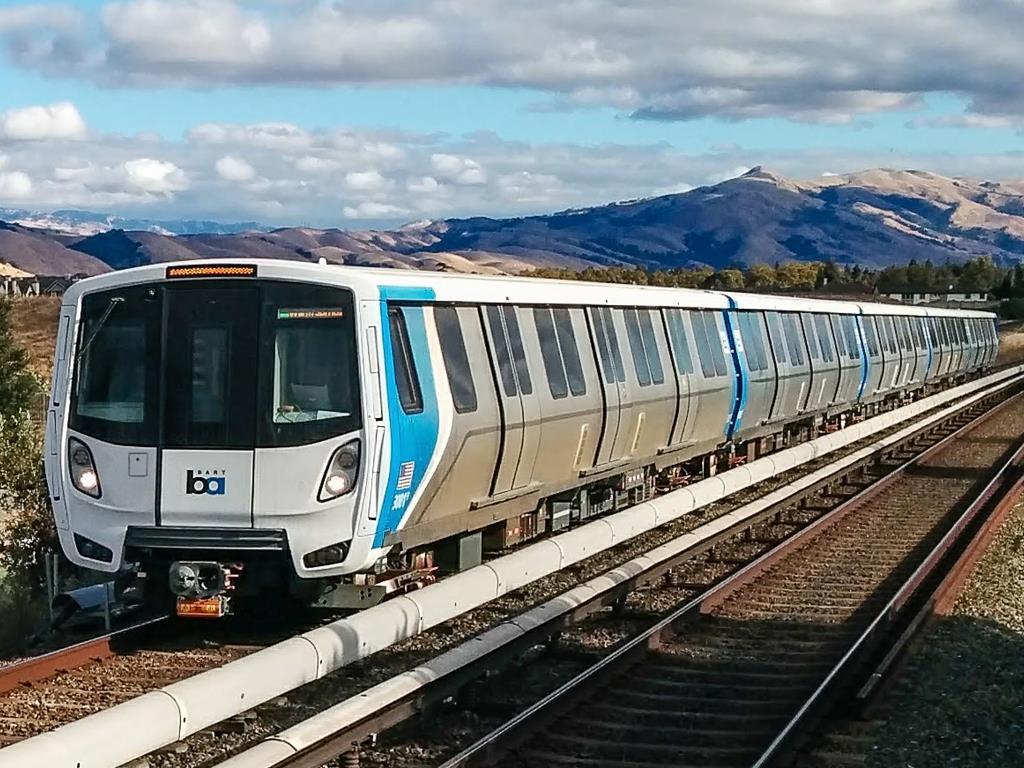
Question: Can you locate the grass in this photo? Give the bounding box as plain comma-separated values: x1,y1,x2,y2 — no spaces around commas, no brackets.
8,297,60,380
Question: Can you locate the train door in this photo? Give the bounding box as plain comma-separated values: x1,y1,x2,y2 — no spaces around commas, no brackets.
159,285,259,527
484,305,537,495
588,306,627,466
662,309,695,446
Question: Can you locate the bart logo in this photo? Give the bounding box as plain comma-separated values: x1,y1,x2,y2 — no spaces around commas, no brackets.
186,469,226,496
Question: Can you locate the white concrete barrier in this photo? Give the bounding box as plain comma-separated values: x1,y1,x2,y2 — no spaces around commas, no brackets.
2,366,1019,768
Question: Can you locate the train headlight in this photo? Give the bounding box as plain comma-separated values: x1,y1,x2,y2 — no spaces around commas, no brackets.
68,437,101,498
318,439,360,502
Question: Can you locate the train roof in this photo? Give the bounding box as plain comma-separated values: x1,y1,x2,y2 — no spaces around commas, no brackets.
64,259,997,319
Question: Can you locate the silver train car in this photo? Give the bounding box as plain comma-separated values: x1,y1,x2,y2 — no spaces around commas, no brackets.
43,260,999,614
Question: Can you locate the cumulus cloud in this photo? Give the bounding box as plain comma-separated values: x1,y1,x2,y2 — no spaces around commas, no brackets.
4,1,1024,123
0,101,86,140
431,153,486,185
344,170,386,192
124,157,187,193
0,170,33,199
215,155,256,182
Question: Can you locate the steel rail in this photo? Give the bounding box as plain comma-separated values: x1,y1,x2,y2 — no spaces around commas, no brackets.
0,615,168,696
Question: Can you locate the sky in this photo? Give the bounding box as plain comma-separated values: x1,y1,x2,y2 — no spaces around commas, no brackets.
1,0,1024,227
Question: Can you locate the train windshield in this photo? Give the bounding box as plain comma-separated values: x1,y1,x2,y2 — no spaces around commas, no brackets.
70,280,361,448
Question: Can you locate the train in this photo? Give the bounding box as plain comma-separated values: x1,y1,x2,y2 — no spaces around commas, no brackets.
43,260,999,616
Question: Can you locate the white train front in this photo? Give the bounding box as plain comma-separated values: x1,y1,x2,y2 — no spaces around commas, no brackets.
43,260,998,614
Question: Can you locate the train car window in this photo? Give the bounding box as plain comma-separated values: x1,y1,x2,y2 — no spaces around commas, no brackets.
896,317,911,352
765,312,788,364
388,307,424,414
435,306,477,413
813,315,835,363
881,317,896,355
502,306,533,395
624,309,652,387
830,316,847,358
927,317,939,348
911,317,926,350
664,309,695,375
638,310,665,385
534,308,569,399
862,317,880,357
589,307,615,385
702,311,729,376
486,306,518,397
553,308,586,396
688,311,716,378
751,314,770,370
801,315,821,361
782,313,805,366
601,307,626,382
735,313,761,372
842,316,861,359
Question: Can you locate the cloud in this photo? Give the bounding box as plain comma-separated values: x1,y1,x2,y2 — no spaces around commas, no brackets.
215,155,256,182
0,170,33,199
7,117,1024,224
431,153,486,185
6,1,1024,123
0,101,86,140
124,158,187,193
344,170,386,192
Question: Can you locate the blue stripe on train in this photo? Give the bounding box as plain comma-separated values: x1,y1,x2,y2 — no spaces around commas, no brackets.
721,300,748,440
374,286,438,548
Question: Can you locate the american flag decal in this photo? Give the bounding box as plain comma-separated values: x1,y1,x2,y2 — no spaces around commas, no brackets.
396,461,415,490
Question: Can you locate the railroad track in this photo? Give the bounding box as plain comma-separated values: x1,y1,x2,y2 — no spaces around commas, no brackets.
437,390,1024,768
2,375,1019,767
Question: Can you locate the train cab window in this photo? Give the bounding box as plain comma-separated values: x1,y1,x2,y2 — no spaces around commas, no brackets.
881,317,898,355
72,285,161,445
623,309,652,387
534,307,569,398
435,307,477,413
388,307,424,414
813,315,835,363
553,309,586,396
927,317,939,348
862,317,880,357
589,307,626,384
664,309,695,375
782,313,805,366
765,312,788,364
638,310,665,385
703,312,729,376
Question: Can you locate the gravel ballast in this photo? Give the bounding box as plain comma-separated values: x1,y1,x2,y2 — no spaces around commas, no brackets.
864,496,1024,768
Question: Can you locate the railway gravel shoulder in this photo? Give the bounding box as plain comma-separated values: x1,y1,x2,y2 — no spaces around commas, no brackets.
814,496,1024,768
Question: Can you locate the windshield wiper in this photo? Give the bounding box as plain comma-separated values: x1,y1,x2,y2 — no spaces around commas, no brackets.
77,297,125,360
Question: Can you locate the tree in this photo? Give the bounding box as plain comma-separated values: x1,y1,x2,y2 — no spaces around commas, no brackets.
0,300,40,419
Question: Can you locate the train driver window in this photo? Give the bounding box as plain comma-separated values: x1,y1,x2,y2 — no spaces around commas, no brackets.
388,307,424,414
435,307,477,413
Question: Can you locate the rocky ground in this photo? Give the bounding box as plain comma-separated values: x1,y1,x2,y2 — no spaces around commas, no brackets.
863,497,1024,767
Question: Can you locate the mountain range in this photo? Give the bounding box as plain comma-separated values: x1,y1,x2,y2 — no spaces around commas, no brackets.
3,167,1024,278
